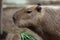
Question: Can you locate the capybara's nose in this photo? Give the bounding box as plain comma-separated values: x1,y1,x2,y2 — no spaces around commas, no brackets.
13,15,16,23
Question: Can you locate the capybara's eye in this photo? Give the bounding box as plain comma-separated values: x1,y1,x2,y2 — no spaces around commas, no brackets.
26,10,32,13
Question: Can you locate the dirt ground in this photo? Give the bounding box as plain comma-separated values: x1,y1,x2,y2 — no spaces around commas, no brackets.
2,7,42,40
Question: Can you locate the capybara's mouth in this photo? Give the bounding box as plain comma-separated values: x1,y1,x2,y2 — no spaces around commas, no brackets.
17,22,34,28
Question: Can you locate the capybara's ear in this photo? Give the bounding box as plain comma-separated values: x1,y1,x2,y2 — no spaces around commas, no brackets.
36,3,41,12
35,6,42,12
37,3,41,6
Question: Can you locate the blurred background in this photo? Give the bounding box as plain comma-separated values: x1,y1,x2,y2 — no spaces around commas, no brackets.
3,0,60,8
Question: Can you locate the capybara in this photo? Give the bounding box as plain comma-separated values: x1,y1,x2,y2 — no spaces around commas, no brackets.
13,5,60,40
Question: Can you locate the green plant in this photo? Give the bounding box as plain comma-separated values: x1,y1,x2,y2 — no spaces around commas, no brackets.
21,32,37,40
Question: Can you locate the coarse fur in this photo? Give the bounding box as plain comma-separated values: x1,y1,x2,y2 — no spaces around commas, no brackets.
13,5,60,40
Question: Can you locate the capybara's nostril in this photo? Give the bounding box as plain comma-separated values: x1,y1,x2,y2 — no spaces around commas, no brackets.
13,16,16,23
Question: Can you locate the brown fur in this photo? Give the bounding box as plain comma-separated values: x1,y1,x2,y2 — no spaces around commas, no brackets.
13,5,60,40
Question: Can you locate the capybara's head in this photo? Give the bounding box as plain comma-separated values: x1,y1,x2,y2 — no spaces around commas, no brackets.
13,5,43,28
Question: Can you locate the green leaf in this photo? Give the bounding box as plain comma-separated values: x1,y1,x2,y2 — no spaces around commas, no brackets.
3,29,8,33
21,32,37,40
